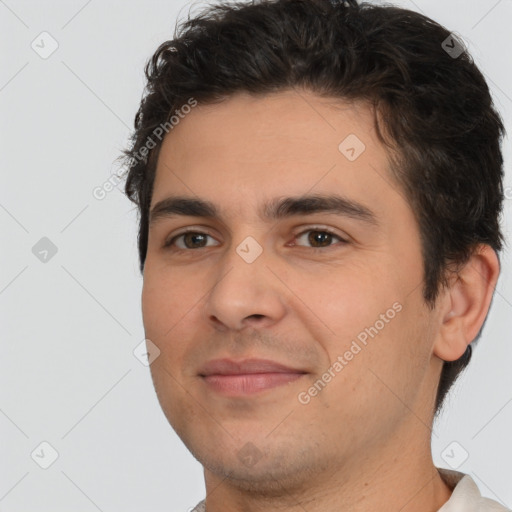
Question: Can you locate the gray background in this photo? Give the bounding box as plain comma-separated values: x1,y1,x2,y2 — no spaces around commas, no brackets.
1,0,511,510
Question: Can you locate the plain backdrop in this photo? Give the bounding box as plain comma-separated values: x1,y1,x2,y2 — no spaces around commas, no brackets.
1,0,511,510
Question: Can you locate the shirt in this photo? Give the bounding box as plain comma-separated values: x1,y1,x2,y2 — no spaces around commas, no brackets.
190,468,510,511
437,468,510,511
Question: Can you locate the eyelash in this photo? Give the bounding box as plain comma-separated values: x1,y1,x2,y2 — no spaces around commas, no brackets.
162,227,348,252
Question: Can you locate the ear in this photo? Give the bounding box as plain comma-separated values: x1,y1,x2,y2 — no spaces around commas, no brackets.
433,244,500,362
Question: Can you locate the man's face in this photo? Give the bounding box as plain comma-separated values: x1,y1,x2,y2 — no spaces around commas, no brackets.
142,90,444,490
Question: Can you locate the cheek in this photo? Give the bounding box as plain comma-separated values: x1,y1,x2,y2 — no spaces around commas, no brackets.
284,256,391,334
141,263,202,337
335,296,431,413
302,303,428,451
288,256,423,392
141,264,214,383
141,279,169,339
141,268,201,417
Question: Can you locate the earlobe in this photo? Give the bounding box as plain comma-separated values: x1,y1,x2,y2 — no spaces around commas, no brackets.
433,245,500,362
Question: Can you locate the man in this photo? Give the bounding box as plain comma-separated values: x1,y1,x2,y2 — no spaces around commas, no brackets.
121,0,509,510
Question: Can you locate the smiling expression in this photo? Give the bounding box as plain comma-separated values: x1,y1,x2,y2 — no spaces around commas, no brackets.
141,89,444,489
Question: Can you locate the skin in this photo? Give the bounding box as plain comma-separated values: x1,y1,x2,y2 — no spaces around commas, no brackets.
141,89,500,512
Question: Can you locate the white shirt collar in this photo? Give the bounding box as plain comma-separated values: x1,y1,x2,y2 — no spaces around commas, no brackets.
437,468,510,511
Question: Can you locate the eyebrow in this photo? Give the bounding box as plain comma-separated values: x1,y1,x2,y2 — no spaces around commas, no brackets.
149,193,378,228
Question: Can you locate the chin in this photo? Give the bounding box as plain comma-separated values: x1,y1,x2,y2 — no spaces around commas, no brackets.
193,440,328,496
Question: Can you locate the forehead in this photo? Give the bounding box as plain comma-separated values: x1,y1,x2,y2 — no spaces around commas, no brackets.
151,90,400,218
157,90,380,162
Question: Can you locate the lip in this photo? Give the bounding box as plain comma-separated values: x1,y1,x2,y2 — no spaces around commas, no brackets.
199,358,307,396
199,358,306,376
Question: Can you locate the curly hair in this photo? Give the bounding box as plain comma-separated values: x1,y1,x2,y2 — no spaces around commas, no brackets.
120,0,505,417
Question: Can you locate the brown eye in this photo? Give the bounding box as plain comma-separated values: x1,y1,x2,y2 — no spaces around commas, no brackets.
164,231,218,250
308,231,333,247
294,229,347,249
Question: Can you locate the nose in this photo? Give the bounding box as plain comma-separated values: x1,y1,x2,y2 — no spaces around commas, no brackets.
203,240,287,332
